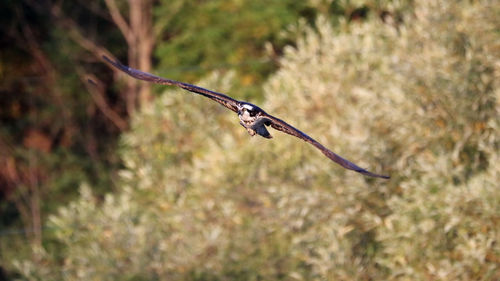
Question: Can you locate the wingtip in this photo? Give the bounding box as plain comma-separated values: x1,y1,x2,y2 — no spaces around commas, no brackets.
370,173,390,179
360,169,390,179
371,173,390,179
102,55,127,72
102,55,116,66
102,55,111,62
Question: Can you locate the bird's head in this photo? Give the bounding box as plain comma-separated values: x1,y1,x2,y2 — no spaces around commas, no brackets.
238,103,262,118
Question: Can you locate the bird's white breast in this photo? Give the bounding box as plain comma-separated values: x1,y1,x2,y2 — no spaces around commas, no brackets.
239,111,252,122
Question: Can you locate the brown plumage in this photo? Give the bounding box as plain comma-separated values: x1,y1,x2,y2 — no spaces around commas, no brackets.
103,55,390,179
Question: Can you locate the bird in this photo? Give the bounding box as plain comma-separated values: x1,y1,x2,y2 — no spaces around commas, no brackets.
103,55,390,179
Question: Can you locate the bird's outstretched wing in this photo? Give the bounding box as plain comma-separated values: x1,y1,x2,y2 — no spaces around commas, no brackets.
262,113,390,179
103,55,389,179
103,56,240,112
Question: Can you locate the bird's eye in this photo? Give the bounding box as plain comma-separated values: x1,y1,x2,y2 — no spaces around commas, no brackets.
249,110,257,117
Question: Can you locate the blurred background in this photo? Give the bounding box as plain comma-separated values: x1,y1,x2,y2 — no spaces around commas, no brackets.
0,0,498,280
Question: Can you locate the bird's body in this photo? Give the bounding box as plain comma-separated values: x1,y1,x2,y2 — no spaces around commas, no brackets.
238,103,272,138
103,55,390,179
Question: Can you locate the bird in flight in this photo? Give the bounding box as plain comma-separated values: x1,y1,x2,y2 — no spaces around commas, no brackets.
103,55,389,179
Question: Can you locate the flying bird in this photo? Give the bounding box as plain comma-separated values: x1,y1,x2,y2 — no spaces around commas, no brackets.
103,55,389,179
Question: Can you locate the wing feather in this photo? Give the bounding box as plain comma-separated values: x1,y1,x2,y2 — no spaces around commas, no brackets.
103,56,240,112
263,113,390,179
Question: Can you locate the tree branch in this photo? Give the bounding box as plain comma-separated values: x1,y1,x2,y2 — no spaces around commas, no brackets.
50,5,118,64
104,0,134,45
77,69,128,131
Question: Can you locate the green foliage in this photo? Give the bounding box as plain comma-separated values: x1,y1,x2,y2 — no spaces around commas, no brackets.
14,0,499,280
154,0,314,100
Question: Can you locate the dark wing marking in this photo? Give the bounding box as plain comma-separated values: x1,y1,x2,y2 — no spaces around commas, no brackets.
103,56,240,112
262,113,390,179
